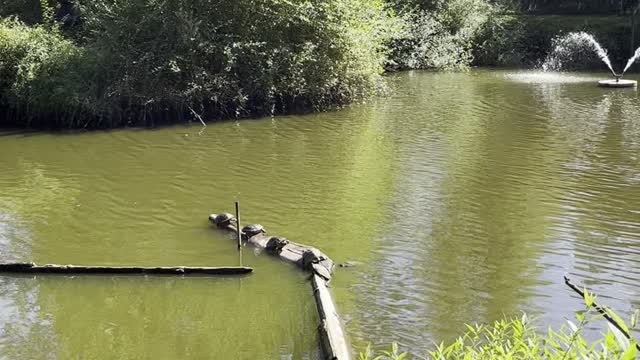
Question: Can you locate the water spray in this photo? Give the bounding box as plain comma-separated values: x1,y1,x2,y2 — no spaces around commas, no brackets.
541,32,637,88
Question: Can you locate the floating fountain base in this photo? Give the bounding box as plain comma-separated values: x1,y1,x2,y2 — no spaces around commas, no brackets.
597,79,637,88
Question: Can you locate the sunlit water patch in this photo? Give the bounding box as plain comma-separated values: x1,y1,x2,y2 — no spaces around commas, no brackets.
504,71,602,84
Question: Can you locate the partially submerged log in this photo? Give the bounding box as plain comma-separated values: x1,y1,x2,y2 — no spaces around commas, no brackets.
0,263,253,275
209,212,350,360
208,213,335,281
312,274,351,360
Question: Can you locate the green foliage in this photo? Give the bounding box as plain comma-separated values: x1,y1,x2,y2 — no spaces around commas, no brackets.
359,342,409,360
1,0,637,128
360,293,639,359
39,0,55,28
472,14,526,66
389,0,495,70
1,0,396,128
0,18,93,127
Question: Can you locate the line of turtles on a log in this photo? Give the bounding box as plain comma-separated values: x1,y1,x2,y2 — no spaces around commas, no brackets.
209,212,335,281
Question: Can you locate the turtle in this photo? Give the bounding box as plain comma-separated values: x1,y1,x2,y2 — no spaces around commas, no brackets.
339,261,363,268
213,213,235,227
242,224,266,239
302,249,327,269
266,237,289,254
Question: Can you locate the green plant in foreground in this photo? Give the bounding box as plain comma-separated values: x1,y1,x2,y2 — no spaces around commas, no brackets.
360,290,638,359
359,342,408,360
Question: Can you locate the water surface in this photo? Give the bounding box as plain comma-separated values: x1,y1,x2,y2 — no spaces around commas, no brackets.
1,70,639,358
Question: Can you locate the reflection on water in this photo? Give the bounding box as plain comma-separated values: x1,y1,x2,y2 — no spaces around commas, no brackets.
0,70,639,357
504,71,602,84
346,70,640,353
0,270,319,360
0,277,57,360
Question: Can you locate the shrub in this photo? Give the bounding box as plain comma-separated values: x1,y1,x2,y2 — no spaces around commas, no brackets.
0,18,95,127
390,0,495,70
1,0,397,128
472,15,526,67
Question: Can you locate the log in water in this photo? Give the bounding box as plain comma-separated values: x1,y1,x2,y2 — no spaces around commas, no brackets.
209,214,335,281
209,212,350,360
0,263,253,275
312,274,351,360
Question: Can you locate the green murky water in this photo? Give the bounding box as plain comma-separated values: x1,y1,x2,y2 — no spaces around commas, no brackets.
1,70,640,358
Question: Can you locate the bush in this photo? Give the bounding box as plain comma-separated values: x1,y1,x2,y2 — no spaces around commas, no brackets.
1,0,397,128
389,0,495,70
472,15,526,66
0,18,95,127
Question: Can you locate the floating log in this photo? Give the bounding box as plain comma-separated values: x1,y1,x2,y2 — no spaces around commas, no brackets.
209,212,350,360
208,214,335,281
0,263,253,276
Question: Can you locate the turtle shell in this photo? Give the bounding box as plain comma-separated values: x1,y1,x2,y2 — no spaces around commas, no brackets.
266,237,289,254
215,213,235,225
242,224,265,237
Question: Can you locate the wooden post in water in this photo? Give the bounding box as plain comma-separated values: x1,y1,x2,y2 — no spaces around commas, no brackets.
235,202,241,250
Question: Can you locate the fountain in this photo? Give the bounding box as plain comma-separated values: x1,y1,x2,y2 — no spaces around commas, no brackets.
542,32,638,88
597,74,636,88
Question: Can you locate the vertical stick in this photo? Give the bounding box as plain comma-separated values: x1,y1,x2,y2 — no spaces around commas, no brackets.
235,201,241,250
236,201,242,266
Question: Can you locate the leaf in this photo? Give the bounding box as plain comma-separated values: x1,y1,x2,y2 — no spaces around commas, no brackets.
583,289,593,308
632,309,639,329
604,330,617,351
358,344,373,360
608,322,630,351
465,324,476,335
567,320,579,333
621,342,637,360
606,307,630,335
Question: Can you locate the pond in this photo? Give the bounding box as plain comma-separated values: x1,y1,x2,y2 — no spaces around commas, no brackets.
1,70,639,358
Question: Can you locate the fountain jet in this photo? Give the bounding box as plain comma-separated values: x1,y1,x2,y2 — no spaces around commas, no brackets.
623,46,640,74
541,32,637,88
